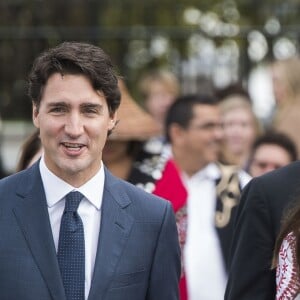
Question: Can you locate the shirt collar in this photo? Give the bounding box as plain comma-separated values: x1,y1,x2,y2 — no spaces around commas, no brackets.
182,162,221,182
39,155,104,210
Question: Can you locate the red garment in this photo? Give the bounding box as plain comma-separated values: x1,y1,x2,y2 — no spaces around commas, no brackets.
153,159,188,300
153,159,187,211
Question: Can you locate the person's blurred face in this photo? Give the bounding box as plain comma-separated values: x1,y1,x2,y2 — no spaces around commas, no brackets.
32,73,116,187
222,107,256,156
144,81,176,126
174,104,223,171
249,144,292,177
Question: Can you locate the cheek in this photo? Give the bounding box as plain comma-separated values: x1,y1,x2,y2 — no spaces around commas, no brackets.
39,123,62,146
223,127,235,137
89,126,109,146
39,129,54,146
196,135,210,150
88,119,111,132
147,98,161,109
243,128,256,142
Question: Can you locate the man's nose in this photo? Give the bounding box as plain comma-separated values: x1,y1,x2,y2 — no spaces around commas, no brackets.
64,113,84,137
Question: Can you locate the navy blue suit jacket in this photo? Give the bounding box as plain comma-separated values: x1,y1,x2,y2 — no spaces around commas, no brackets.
0,162,180,300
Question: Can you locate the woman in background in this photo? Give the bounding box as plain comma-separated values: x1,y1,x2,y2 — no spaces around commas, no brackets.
219,94,261,170
138,69,180,155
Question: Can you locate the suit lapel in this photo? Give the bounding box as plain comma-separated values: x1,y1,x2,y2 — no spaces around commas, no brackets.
88,170,134,300
12,164,66,300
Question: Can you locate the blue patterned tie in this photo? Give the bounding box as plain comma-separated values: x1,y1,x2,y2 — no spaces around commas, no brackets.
57,191,85,300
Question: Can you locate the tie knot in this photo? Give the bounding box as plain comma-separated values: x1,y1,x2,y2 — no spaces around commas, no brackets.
64,191,83,213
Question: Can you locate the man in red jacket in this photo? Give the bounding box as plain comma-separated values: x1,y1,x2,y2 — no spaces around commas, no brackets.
152,94,250,300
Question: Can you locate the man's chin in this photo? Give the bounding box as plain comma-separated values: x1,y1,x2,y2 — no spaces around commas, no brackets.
53,160,85,175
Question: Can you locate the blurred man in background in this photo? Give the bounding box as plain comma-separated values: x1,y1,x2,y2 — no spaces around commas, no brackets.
248,130,297,177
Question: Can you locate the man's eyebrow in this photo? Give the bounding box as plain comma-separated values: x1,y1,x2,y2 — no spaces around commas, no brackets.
80,103,103,109
47,101,68,107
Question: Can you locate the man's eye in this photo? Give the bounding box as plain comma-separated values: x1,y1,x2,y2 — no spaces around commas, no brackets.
50,106,66,113
85,109,97,114
83,107,100,115
49,106,67,115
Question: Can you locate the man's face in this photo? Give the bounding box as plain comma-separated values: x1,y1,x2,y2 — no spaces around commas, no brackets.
174,104,223,170
33,73,116,186
249,144,292,177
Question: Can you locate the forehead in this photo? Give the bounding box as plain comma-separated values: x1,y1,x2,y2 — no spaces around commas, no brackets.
148,80,174,95
41,73,106,105
222,107,253,121
191,104,220,121
254,144,290,161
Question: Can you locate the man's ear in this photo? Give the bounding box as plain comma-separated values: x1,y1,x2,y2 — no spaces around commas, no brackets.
109,111,118,131
32,104,40,128
169,123,185,146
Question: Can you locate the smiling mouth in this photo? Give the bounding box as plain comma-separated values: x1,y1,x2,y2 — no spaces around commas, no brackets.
62,142,85,151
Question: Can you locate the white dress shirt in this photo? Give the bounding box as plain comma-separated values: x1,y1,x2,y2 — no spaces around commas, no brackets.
182,163,251,300
39,156,104,300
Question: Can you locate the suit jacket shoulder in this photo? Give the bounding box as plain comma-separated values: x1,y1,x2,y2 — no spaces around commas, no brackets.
0,162,43,207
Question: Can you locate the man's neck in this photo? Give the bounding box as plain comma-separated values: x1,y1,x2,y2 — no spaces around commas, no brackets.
172,148,208,177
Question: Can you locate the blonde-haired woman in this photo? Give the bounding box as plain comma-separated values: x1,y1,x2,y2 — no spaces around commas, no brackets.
219,95,262,169
138,69,180,155
139,69,180,131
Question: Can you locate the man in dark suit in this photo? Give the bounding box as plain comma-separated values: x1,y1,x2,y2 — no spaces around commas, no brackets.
225,162,300,299
0,41,180,300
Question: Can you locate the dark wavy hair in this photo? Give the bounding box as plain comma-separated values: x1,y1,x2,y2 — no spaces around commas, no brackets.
28,41,121,115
